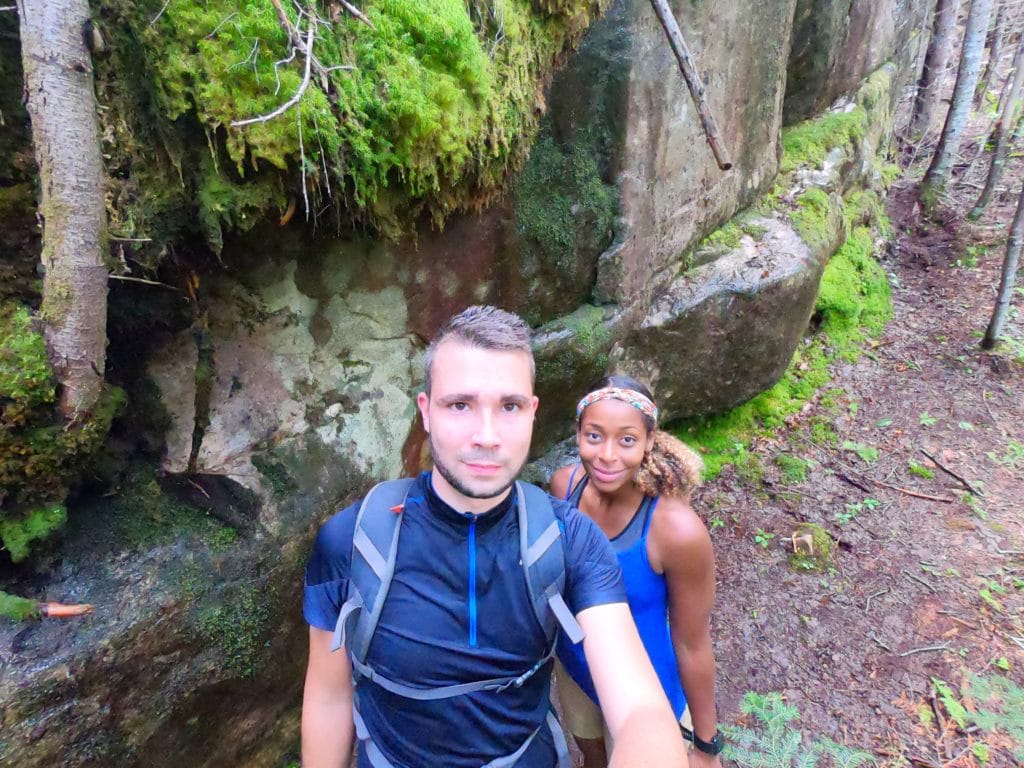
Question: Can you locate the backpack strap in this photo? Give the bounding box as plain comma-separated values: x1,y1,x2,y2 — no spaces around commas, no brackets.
516,481,585,645
331,478,414,663
566,472,589,507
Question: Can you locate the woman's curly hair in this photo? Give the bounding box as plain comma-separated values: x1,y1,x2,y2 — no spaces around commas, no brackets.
635,430,703,499
579,375,703,499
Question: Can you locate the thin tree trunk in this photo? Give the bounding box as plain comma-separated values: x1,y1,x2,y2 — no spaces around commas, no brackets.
912,0,961,137
969,36,1024,218
921,0,996,210
975,0,1008,105
16,0,108,421
982,183,1024,348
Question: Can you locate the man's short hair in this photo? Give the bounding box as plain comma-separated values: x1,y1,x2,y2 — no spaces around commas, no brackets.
424,305,535,394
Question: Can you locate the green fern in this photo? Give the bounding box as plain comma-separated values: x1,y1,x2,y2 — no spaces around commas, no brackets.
964,674,1024,762
721,692,875,768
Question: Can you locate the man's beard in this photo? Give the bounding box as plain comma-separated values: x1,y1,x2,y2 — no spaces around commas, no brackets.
429,437,525,501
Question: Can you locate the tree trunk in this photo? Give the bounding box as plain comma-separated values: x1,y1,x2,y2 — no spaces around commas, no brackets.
17,0,108,421
982,183,1024,348
969,36,1024,218
975,0,1008,105
912,0,961,138
921,0,996,210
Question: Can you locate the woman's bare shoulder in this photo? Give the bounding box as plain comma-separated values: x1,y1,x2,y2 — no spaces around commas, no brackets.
549,463,578,499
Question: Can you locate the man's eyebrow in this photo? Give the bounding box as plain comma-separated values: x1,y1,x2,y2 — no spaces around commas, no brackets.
437,393,478,405
502,395,531,406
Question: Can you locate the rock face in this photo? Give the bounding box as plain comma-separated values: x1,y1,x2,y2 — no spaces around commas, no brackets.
0,2,925,766
784,0,930,124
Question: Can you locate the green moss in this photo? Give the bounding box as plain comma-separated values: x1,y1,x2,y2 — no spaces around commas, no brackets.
790,188,835,254
674,190,892,478
780,106,867,173
96,0,610,251
775,454,809,484
908,459,936,480
196,583,274,678
512,124,617,311
65,464,228,555
535,304,613,382
0,504,66,563
788,522,833,572
701,221,743,251
0,590,39,622
0,304,54,425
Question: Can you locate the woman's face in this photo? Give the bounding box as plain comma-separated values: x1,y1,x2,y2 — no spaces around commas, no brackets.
576,397,654,494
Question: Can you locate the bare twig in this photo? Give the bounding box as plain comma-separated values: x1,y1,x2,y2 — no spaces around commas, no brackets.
919,448,985,496
837,471,873,493
108,275,178,290
868,475,956,503
869,632,894,652
187,477,211,499
648,0,732,170
297,105,309,220
900,642,950,657
206,12,238,38
232,20,315,127
903,569,939,593
339,0,375,28
864,587,890,612
150,0,172,25
109,235,152,242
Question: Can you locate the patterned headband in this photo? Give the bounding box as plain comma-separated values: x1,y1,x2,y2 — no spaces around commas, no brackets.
576,387,659,422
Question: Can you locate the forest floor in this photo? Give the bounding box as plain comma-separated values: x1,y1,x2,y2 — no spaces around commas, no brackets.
700,127,1024,766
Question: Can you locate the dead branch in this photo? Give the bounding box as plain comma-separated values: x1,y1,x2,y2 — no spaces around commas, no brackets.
39,602,95,618
919,448,985,496
648,0,732,171
867,475,955,503
232,19,315,127
900,642,950,657
338,0,374,28
108,275,178,290
150,0,171,25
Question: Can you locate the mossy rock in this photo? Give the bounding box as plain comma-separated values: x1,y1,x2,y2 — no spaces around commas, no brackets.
788,522,833,572
1,303,124,563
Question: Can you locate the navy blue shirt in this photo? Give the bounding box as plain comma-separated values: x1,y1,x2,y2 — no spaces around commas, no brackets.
304,473,626,768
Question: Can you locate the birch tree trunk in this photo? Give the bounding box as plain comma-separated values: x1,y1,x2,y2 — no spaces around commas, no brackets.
969,36,1024,218
921,0,996,210
975,0,1008,105
982,183,1024,348
17,0,108,421
912,0,960,138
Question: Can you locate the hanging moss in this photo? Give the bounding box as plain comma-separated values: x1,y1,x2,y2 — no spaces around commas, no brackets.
94,0,610,256
780,106,867,173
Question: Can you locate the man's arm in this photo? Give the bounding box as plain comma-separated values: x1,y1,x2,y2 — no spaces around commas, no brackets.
302,627,355,768
579,603,689,768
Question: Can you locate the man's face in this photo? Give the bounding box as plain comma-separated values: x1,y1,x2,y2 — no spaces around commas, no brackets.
417,340,538,512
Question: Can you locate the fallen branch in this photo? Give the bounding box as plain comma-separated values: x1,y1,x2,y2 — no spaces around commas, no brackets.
900,642,950,657
867,475,955,503
919,448,985,496
648,0,732,170
836,471,872,493
863,587,890,612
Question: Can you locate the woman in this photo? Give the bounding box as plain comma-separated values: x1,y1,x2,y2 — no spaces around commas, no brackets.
551,375,722,768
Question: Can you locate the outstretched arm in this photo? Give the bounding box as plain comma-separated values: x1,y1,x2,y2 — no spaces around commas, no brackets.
655,499,720,767
579,603,689,768
302,627,355,768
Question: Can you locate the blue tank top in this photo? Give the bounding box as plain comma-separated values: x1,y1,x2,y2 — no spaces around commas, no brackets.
556,469,687,718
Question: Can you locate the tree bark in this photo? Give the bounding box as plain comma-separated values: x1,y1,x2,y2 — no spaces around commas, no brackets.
982,183,1024,348
921,0,996,210
969,35,1024,218
912,0,961,138
975,0,1008,105
17,0,108,421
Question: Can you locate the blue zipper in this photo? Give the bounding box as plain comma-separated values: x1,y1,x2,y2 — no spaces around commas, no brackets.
467,515,478,647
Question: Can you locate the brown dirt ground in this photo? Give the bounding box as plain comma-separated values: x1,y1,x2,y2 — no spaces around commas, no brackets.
698,116,1024,765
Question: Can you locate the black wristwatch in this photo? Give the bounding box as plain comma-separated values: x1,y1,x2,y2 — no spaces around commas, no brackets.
691,730,725,756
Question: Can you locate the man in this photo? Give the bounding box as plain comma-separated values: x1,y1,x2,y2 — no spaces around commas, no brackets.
302,305,688,768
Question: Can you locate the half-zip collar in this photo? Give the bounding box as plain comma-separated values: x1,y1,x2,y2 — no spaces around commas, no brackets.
422,471,516,532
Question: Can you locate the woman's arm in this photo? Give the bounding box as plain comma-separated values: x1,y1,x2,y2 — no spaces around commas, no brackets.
651,499,721,766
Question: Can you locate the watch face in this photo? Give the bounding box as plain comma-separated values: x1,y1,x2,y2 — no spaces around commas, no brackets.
695,732,725,755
